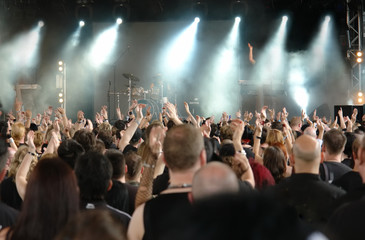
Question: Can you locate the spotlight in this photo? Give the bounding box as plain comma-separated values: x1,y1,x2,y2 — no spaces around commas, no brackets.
357,51,363,57
357,58,363,63
235,17,241,23
38,21,44,28
194,17,200,23
192,1,208,20
325,16,331,22
59,98,64,103
79,20,85,27
113,2,130,22
116,18,123,25
58,61,63,66
59,66,63,72
358,92,363,97
282,16,288,22
231,0,247,19
59,93,63,98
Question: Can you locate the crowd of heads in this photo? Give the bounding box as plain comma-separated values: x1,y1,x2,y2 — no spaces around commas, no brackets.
0,102,364,240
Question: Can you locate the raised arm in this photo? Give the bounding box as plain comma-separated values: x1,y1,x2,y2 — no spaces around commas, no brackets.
252,118,264,165
248,43,256,64
118,104,143,151
165,102,183,125
135,125,165,208
184,102,198,127
16,131,35,200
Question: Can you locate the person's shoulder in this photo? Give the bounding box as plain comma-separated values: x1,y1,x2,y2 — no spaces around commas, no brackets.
0,202,19,229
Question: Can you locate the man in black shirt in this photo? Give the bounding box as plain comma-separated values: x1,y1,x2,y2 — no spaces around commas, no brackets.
75,151,131,228
319,129,351,183
128,124,206,240
275,135,345,227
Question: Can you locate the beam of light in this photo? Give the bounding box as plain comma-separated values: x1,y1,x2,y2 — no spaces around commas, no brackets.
252,16,289,85
89,23,120,68
79,20,85,27
0,23,44,109
165,19,199,71
307,15,332,77
287,54,309,113
202,19,241,116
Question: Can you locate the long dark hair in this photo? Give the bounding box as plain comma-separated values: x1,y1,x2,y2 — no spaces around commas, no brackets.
8,157,79,240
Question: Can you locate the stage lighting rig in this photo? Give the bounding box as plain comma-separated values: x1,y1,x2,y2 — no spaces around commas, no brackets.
192,1,208,20
230,0,247,19
113,0,130,22
75,0,93,23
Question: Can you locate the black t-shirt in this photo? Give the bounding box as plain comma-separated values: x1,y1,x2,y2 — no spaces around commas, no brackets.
105,180,129,214
275,173,345,226
332,171,362,192
81,200,131,228
0,177,22,210
143,192,192,240
0,202,18,230
327,198,365,240
319,162,352,183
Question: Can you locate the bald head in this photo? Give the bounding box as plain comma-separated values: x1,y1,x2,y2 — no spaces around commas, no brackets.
303,127,317,139
192,162,239,200
293,135,321,166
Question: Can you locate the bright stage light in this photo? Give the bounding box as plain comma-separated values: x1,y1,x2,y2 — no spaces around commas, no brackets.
116,18,123,25
357,51,363,57
357,57,363,63
38,21,44,28
59,93,63,97
325,16,331,22
59,98,64,103
165,19,199,70
282,16,288,22
358,92,363,97
235,17,241,23
58,60,63,66
79,21,85,27
194,17,200,23
59,66,63,71
89,24,118,67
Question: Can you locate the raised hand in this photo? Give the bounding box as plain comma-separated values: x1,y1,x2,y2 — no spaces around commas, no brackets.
26,130,35,150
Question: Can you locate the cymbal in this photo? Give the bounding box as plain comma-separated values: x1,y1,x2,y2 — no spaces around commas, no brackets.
123,73,140,82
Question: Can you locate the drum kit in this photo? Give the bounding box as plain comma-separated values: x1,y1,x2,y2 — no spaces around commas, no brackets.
109,73,163,119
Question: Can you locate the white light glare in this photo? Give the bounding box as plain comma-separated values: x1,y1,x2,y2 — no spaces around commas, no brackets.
282,16,288,22
58,60,63,66
38,21,44,28
59,93,63,97
90,25,118,67
235,17,241,23
79,21,85,27
116,18,123,25
59,98,64,103
194,17,200,23
325,16,331,22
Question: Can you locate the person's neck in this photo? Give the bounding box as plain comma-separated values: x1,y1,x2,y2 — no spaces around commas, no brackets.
115,176,125,183
323,153,342,163
294,168,319,175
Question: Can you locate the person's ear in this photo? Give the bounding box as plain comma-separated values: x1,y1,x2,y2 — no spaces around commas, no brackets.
188,192,194,204
162,153,168,167
125,165,128,174
107,180,113,191
200,149,207,167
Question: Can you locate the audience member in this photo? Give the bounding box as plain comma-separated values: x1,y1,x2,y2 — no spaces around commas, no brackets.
275,135,345,227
